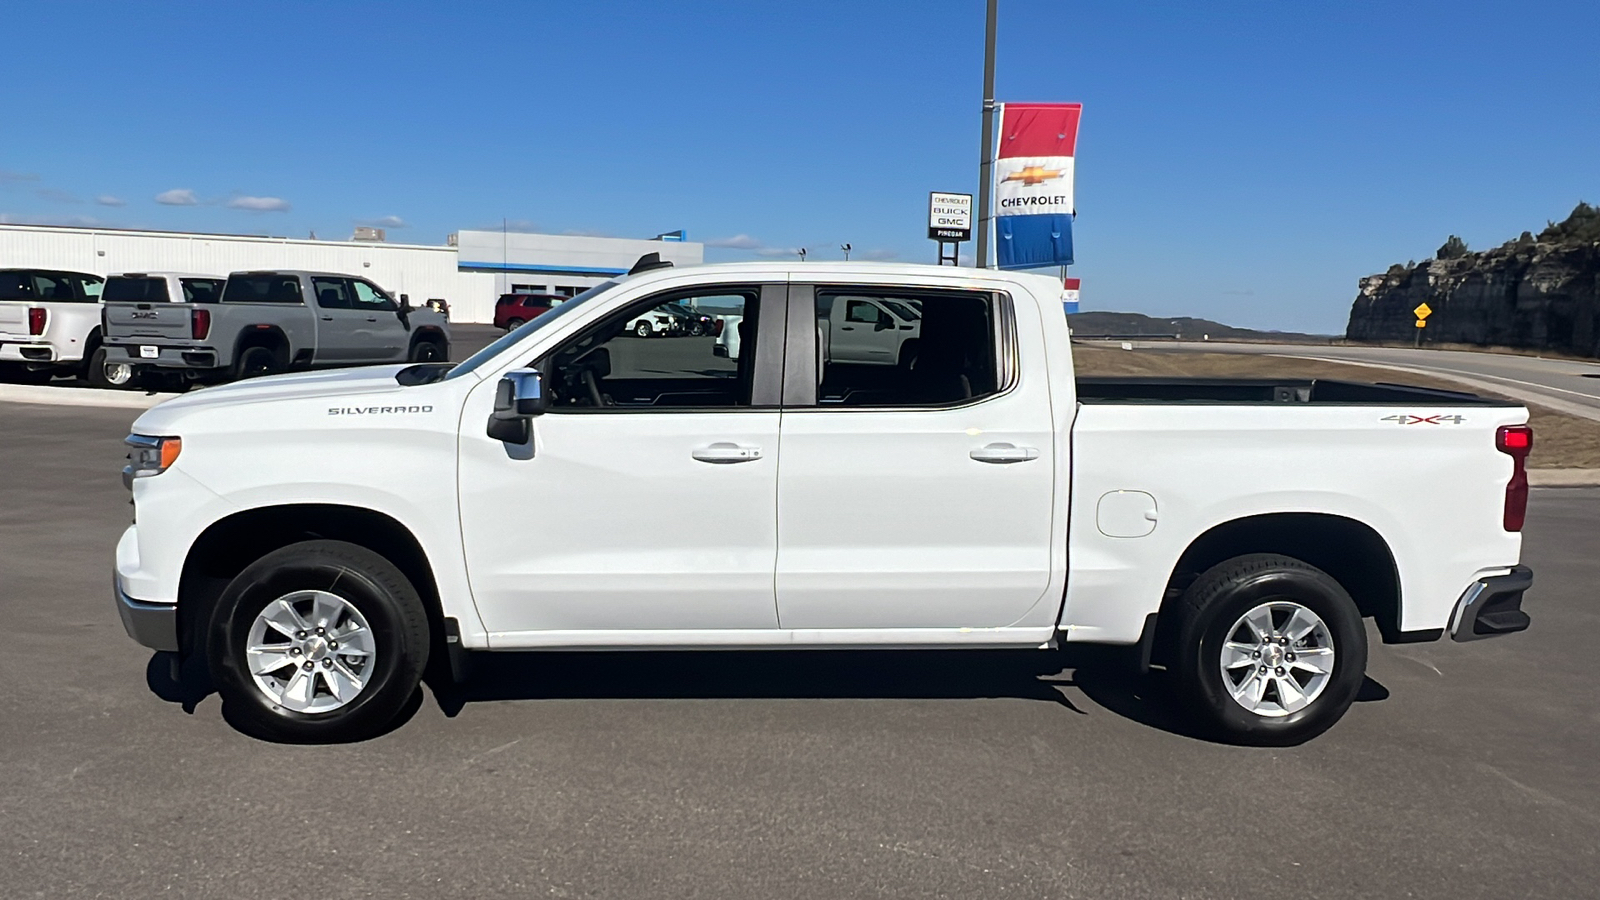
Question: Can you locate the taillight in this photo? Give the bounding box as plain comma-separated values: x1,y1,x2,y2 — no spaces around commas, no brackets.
192,308,211,341
28,308,46,335
1496,424,1533,532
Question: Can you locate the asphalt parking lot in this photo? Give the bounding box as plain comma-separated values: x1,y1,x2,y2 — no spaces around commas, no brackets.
1,399,1597,899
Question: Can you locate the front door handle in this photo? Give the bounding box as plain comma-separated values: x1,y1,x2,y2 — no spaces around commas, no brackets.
320,315,333,321
692,442,762,464
366,316,379,322
970,442,1039,464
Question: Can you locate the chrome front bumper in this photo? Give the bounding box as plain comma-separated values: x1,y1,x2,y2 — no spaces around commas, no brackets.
114,576,178,652
1449,566,1533,642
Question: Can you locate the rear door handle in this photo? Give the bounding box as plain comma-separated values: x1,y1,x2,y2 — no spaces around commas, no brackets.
366,316,379,322
320,315,333,321
970,442,1039,464
692,442,762,464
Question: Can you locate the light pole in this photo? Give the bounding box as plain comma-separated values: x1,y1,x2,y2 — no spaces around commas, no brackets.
841,243,851,260
975,0,998,269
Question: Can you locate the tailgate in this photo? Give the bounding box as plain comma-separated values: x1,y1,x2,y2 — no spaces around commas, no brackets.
0,302,28,337
104,302,193,341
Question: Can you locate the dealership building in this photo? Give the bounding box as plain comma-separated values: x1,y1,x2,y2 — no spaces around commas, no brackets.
0,223,703,324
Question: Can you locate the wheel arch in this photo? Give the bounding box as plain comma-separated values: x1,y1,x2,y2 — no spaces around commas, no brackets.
176,503,444,658
408,326,447,348
232,325,290,365
1154,512,1405,651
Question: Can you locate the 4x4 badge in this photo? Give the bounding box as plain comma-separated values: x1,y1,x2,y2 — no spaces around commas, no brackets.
1381,414,1465,425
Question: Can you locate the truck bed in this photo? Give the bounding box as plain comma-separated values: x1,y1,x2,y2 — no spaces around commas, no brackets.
1075,377,1512,406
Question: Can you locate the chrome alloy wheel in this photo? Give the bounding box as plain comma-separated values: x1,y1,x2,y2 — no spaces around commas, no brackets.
1219,601,1336,717
245,590,377,713
103,361,134,386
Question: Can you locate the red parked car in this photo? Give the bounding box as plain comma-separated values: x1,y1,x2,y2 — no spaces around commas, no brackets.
493,293,561,330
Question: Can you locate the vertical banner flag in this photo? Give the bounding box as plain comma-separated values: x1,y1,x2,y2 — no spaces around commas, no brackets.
1062,277,1081,314
993,102,1081,270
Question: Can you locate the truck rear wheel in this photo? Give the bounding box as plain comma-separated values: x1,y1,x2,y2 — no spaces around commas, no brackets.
205,540,431,743
234,345,283,380
85,346,135,389
1172,553,1366,746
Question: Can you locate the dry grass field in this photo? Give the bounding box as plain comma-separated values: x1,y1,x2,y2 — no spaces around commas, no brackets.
1071,342,1600,469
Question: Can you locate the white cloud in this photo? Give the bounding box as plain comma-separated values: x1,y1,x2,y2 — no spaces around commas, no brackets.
226,195,290,212
0,171,40,183
95,195,126,207
155,188,199,206
706,234,762,249
36,188,80,204
358,215,408,229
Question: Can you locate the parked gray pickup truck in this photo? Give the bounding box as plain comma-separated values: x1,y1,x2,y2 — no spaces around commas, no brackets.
102,270,449,382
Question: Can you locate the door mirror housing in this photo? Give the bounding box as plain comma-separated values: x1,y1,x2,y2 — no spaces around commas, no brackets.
487,368,548,443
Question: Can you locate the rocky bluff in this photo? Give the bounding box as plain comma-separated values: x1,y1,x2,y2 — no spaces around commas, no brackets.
1346,203,1600,358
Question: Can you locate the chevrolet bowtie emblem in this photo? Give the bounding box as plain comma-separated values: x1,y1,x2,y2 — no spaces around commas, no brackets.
1002,166,1064,186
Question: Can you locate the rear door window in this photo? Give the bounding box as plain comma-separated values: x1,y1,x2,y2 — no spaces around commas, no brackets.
813,289,1000,408
311,278,353,310
31,273,78,301
180,278,224,303
76,275,104,300
224,274,304,304
103,277,171,303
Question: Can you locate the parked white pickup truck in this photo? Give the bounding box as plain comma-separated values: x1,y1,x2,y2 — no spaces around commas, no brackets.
113,260,1534,745
0,268,119,386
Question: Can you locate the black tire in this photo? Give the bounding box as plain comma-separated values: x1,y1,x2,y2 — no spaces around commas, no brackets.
634,321,652,338
233,344,283,380
206,540,431,743
1172,553,1367,746
408,336,447,362
505,318,525,330
84,345,135,389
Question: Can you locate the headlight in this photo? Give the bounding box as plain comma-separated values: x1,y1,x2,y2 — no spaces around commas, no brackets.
123,434,182,489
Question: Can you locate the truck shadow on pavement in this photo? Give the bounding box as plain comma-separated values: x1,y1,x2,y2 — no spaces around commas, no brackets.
147,646,1389,745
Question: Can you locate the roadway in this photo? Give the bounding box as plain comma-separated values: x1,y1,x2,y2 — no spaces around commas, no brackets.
1,399,1596,899
1135,341,1600,420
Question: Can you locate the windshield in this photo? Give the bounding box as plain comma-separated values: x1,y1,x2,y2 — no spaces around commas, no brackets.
443,280,620,381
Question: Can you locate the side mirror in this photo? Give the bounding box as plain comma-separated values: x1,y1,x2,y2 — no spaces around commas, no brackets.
487,368,548,443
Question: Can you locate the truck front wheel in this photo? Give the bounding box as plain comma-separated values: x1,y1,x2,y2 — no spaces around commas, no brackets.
1172,553,1367,746
206,540,431,743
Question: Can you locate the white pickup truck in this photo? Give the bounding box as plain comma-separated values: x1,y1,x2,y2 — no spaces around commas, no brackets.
0,267,120,386
113,260,1534,745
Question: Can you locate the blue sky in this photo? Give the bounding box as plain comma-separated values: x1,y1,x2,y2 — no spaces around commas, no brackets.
2,0,1596,332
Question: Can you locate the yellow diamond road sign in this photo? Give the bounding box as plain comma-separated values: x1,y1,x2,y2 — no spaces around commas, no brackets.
1414,303,1433,319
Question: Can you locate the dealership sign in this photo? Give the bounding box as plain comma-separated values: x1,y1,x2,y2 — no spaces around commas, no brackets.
994,102,1081,270
928,192,973,242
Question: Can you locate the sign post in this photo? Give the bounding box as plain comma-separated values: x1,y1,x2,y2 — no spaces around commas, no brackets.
1413,302,1432,347
928,192,973,266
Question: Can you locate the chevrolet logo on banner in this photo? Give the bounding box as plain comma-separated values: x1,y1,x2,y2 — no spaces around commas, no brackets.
1002,166,1065,186
992,102,1082,270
